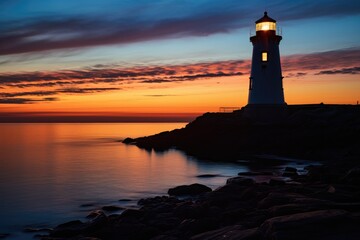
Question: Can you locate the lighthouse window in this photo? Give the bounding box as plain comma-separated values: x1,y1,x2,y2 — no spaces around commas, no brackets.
262,52,268,62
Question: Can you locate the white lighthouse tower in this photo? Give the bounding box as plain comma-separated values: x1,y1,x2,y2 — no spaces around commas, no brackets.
247,12,286,106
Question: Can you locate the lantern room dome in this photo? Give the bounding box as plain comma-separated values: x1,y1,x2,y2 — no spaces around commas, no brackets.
255,12,276,32
255,11,276,23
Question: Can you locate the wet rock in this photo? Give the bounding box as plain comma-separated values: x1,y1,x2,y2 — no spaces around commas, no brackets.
0,233,10,239
196,174,221,178
268,203,330,217
51,220,86,237
80,203,97,208
191,225,259,240
258,209,360,240
168,184,212,196
226,177,255,186
238,171,273,176
86,210,105,219
179,218,218,235
342,167,360,185
138,196,180,206
121,208,144,219
268,178,286,186
306,165,343,183
118,198,132,202
282,167,298,177
257,192,302,209
23,227,52,233
101,205,124,212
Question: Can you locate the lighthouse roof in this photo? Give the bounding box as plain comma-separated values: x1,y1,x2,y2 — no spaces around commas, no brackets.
255,11,276,23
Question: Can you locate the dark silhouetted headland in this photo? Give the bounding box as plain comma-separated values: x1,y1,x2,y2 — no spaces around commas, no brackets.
124,104,360,162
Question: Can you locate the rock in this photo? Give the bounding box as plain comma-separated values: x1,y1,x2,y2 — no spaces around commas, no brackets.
306,165,343,183
268,203,330,217
80,203,97,208
258,209,360,240
151,235,179,240
173,202,206,219
51,220,86,237
196,174,221,178
282,167,298,177
87,210,105,219
101,205,124,212
258,192,301,209
122,137,135,144
191,225,259,240
269,178,286,186
226,177,255,186
179,218,218,235
238,171,273,176
342,167,360,185
118,198,132,202
138,196,180,206
168,184,212,196
23,227,52,233
0,233,10,239
121,209,144,219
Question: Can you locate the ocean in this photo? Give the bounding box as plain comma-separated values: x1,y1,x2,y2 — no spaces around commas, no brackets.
0,123,248,239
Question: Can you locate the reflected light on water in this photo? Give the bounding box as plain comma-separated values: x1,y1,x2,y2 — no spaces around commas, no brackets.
0,123,244,239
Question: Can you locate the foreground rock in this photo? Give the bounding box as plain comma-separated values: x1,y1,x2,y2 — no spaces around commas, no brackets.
42,164,360,240
168,184,212,196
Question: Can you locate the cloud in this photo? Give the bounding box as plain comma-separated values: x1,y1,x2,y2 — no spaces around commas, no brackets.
0,87,120,104
144,94,178,97
0,97,58,104
0,60,246,88
282,48,360,72
0,0,359,55
0,47,359,105
59,87,121,94
315,67,360,75
0,91,57,97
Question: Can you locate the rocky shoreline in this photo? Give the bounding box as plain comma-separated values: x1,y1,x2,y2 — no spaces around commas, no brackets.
35,162,360,240
23,104,360,239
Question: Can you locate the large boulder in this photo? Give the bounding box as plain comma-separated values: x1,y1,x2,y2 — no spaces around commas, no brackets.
168,184,212,196
342,167,360,185
258,209,360,240
191,225,259,240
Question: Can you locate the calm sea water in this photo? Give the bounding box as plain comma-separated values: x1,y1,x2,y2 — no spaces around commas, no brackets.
0,123,250,239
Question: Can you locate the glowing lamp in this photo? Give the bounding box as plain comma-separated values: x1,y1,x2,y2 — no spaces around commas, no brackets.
255,12,276,32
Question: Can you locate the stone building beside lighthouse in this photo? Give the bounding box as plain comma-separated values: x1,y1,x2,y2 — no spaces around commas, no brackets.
247,12,286,107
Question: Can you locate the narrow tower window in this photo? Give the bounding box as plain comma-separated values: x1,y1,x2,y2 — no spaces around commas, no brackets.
262,51,268,62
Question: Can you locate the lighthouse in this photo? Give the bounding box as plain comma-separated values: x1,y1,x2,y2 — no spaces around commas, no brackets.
247,12,286,106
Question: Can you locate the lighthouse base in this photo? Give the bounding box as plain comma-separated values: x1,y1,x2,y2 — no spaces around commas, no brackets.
243,104,288,123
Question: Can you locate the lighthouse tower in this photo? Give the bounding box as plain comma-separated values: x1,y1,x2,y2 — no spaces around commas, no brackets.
247,12,285,106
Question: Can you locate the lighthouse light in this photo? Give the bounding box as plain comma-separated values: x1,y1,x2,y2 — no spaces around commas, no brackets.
256,22,276,32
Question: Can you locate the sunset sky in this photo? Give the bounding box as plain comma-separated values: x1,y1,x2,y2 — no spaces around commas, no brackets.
0,0,359,121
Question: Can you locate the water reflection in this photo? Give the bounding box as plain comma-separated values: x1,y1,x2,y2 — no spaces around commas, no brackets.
0,123,247,239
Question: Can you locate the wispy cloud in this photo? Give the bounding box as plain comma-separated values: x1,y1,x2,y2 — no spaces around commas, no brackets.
0,87,120,104
315,66,360,75
0,97,58,104
0,47,359,105
0,60,246,88
0,0,358,55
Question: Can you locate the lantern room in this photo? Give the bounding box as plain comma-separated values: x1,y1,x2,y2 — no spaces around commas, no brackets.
255,11,276,32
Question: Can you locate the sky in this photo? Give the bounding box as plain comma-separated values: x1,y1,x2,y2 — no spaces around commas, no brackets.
0,0,359,121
